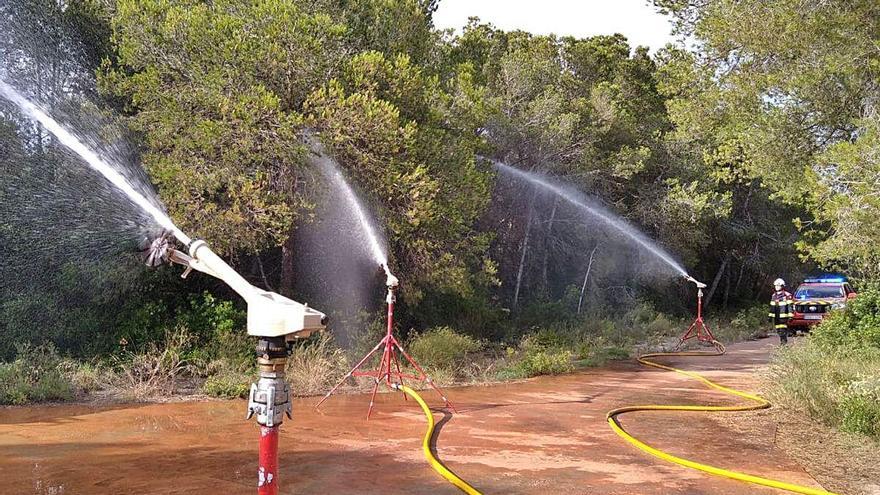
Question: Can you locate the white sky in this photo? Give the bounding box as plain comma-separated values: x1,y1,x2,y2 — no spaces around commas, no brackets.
433,0,676,52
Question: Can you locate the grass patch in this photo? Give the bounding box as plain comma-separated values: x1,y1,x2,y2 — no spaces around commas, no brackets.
409,326,483,373
769,342,880,439
286,333,349,396
109,328,192,401
0,344,73,405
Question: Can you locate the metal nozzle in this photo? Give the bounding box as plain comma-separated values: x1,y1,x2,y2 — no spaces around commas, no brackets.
380,264,398,288
143,232,172,267
684,275,707,289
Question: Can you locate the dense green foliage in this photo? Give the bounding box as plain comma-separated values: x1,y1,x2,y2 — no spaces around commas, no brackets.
657,0,880,280
408,326,483,370
814,285,880,350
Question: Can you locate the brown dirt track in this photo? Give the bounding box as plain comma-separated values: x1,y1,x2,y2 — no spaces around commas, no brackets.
0,339,830,494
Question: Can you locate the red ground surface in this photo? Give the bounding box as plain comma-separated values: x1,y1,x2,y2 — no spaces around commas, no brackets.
0,338,827,494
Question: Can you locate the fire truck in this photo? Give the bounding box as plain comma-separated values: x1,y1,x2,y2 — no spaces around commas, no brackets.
787,276,857,332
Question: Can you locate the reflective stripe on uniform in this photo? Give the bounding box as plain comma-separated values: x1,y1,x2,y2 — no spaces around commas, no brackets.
775,324,788,329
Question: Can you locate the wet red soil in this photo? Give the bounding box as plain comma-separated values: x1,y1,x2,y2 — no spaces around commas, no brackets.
0,339,827,494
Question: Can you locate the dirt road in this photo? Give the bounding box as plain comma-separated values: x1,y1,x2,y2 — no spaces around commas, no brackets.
0,338,827,494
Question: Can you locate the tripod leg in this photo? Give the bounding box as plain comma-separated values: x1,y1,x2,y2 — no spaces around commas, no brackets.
677,320,698,350
366,338,394,419
366,375,381,420
316,339,384,409
393,338,458,413
391,348,407,401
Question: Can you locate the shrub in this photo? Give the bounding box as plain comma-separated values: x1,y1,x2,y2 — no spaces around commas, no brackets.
645,313,677,336
499,333,574,379
176,292,246,340
203,367,252,399
59,359,107,395
0,344,73,405
576,341,629,367
730,305,769,334
286,333,348,396
840,377,880,437
814,285,880,350
508,348,574,378
769,341,880,439
409,327,483,371
110,328,192,400
623,302,660,327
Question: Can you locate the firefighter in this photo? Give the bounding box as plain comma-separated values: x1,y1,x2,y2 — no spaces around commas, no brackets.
769,278,794,344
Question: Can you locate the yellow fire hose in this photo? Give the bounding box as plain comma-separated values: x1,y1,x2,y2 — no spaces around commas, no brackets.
607,347,839,495
393,383,483,495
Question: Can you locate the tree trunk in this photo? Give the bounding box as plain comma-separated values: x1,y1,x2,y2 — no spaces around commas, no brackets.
704,252,732,309
723,262,731,310
577,245,599,314
279,231,296,297
512,191,537,309
734,261,745,296
257,256,274,292
540,198,558,297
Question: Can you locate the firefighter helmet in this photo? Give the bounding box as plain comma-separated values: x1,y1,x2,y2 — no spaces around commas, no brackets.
773,278,786,287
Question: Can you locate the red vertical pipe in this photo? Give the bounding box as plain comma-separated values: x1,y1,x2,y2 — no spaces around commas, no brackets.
258,425,279,495
385,292,394,385
697,290,703,320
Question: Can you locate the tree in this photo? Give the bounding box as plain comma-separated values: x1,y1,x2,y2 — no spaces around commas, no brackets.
656,0,880,281
304,50,495,316
101,0,347,294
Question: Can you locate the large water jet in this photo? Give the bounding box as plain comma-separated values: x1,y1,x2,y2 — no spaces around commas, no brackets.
493,161,690,278
0,80,190,246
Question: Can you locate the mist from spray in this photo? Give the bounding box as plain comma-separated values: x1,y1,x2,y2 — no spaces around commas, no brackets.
494,161,690,278
0,80,190,246
308,143,393,281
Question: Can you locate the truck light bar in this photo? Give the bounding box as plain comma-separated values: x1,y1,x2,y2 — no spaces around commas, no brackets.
803,276,846,283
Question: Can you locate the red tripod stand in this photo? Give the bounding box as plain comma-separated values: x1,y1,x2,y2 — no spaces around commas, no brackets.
316,283,456,419
677,284,725,353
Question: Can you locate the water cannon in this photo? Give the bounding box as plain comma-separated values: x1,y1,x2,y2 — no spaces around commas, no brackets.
317,263,456,418
157,237,328,493
164,240,327,340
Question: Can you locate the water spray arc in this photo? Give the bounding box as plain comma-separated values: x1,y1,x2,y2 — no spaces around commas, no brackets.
0,81,190,246
493,161,689,277
310,147,455,418
1,82,327,495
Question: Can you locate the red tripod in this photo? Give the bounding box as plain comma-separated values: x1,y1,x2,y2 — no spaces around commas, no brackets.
316,283,456,419
677,284,724,353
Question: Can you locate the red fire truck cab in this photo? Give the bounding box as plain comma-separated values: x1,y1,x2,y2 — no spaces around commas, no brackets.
788,276,857,331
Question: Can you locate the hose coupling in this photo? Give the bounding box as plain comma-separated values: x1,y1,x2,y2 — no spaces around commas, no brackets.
246,374,292,427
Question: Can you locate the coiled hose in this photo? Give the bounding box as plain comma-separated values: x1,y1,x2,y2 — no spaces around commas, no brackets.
607,346,839,495
393,383,483,495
